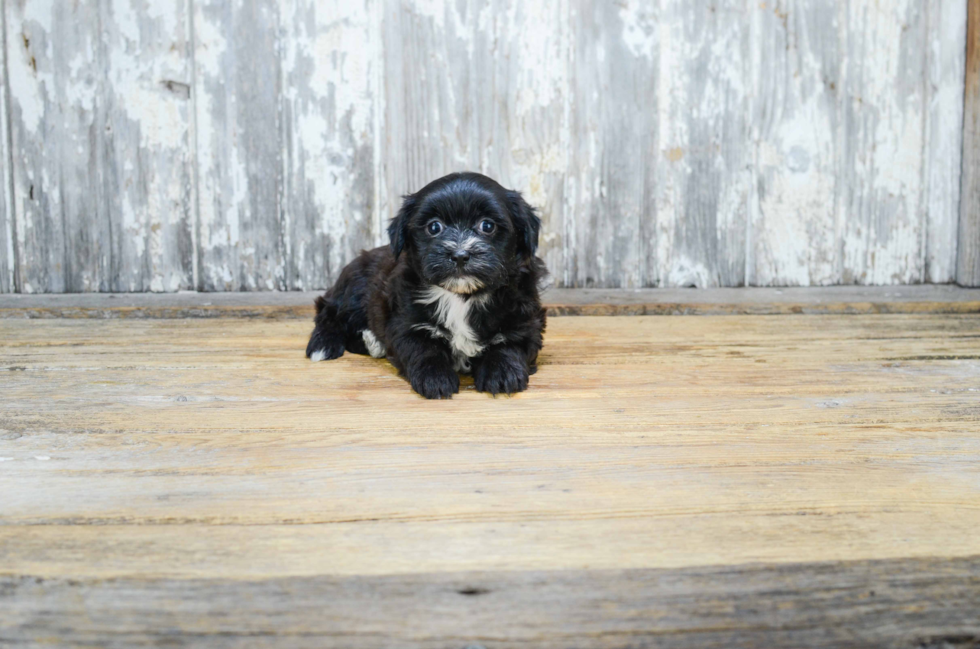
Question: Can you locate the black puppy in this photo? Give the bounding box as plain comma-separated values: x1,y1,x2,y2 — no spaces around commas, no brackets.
306,172,548,399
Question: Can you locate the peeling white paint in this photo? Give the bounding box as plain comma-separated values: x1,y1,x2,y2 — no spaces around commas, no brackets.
751,0,840,288
839,0,930,285
0,19,14,292
7,3,53,135
283,0,376,285
618,1,657,60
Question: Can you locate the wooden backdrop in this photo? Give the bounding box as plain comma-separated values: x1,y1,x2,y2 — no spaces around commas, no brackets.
0,0,971,292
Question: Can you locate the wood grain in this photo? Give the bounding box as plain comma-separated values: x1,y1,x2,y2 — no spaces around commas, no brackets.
3,0,197,293
2,285,980,319
564,0,654,288
5,0,109,293
2,315,980,568
1,313,980,644
925,0,968,283
102,0,196,292
657,0,751,288
3,558,980,648
0,4,13,295
960,0,980,286
193,0,285,291
839,0,925,285
750,0,839,286
280,0,378,291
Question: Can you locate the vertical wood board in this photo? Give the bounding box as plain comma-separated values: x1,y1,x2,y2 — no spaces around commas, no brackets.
0,0,13,294
193,0,284,291
565,0,658,288
749,0,841,287
280,0,377,290
959,0,980,286
838,0,928,285
101,0,195,292
654,0,752,287
5,0,108,293
924,0,967,283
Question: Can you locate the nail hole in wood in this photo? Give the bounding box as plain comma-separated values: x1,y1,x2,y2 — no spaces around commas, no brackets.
457,587,490,596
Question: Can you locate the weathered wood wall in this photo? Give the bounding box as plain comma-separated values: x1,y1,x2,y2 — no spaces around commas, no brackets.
0,0,970,292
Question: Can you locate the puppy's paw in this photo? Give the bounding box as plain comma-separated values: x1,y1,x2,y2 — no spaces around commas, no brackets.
409,361,460,400
307,328,345,361
474,355,529,396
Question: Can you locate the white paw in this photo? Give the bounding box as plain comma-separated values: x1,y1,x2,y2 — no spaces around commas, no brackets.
361,329,387,358
309,350,327,362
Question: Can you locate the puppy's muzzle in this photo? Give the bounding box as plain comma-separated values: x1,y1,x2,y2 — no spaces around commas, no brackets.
450,249,470,267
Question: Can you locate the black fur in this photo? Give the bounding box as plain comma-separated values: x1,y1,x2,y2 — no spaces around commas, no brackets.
306,172,547,399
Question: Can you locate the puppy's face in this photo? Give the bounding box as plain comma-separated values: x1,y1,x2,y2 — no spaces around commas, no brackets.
388,173,540,295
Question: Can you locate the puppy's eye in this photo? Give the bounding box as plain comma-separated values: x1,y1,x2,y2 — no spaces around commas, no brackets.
427,221,443,236
479,220,496,234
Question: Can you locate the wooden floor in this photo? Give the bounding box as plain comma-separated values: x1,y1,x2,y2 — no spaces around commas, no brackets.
2,312,980,647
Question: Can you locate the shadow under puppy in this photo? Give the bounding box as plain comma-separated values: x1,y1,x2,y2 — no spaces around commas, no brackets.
306,172,548,399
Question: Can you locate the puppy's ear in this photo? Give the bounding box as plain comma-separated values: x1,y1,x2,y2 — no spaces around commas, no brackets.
388,194,418,259
505,190,541,259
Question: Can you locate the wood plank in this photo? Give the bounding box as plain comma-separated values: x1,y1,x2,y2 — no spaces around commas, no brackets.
3,557,979,647
959,0,980,286
924,0,968,283
381,0,568,278
564,1,657,288
839,0,929,285
655,0,751,287
0,4,13,294
280,0,378,291
2,315,979,570
193,0,284,291
101,0,195,292
4,0,110,293
542,286,980,315
2,285,979,318
749,0,840,286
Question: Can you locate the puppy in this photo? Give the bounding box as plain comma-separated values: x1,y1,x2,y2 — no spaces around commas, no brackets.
306,172,548,399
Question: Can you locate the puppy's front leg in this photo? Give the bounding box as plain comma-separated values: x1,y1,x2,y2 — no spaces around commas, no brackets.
473,345,530,396
389,330,460,400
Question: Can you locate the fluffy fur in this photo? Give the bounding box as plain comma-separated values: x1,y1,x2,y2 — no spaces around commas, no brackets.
305,172,548,399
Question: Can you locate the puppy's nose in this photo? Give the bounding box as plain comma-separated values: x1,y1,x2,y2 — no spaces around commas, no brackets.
451,249,470,266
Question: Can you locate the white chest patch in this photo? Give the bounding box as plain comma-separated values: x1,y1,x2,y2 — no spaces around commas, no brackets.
415,285,487,371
